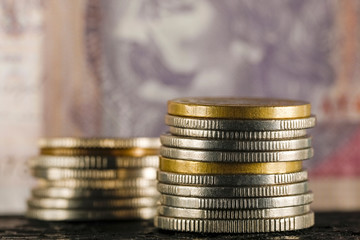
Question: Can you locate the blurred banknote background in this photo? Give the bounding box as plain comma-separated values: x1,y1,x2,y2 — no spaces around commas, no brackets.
1,0,360,213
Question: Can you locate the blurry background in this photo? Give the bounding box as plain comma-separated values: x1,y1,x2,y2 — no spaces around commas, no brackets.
0,0,359,213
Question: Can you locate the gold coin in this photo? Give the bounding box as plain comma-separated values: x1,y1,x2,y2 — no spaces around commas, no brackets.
40,147,159,157
168,97,311,119
160,157,302,174
38,137,160,149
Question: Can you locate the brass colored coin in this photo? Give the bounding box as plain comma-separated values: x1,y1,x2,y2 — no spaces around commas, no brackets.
32,167,157,180
39,178,157,189
26,207,156,221
28,197,158,209
160,157,302,174
39,137,160,149
168,97,311,119
40,147,159,157
29,155,159,169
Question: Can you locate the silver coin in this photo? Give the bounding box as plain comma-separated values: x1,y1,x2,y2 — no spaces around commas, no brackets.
32,187,159,198
26,207,156,221
157,182,308,198
29,155,159,169
161,133,311,151
160,192,313,209
28,197,158,209
158,204,311,219
160,146,313,163
169,126,308,140
154,212,314,233
157,171,308,186
165,115,316,131
39,178,157,189
31,167,157,180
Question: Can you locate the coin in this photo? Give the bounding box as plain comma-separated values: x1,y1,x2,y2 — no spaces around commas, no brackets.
39,137,160,149
40,147,159,157
160,158,303,174
157,170,308,186
158,204,311,219
169,127,308,140
160,147,313,163
160,192,314,209
39,178,157,189
167,97,311,119
32,167,157,180
29,155,159,169
154,212,314,233
26,207,156,221
160,134,311,151
32,187,159,198
157,182,308,197
165,115,316,131
28,197,158,209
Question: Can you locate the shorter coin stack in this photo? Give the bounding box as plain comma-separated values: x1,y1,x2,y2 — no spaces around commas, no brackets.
26,137,160,221
155,97,316,233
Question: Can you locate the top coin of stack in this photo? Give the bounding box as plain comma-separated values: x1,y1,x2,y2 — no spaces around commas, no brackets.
155,97,316,233
26,137,161,221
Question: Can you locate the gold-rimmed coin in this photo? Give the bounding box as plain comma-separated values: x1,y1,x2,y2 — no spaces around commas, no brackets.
168,97,311,119
160,157,302,175
39,137,160,149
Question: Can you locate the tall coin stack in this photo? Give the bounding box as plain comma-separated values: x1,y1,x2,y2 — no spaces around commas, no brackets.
155,97,316,233
26,137,160,221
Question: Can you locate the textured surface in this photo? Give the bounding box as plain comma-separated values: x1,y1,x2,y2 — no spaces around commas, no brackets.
0,212,359,239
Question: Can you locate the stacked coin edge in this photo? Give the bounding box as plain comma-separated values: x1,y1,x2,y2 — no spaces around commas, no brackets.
26,137,161,221
155,97,316,233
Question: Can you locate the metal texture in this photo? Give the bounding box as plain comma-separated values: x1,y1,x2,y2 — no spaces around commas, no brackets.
40,147,159,157
158,204,311,219
165,115,316,131
160,147,313,163
32,167,157,180
159,158,303,174
39,137,160,149
160,192,314,209
154,212,314,233
28,197,158,209
32,187,159,198
29,155,159,169
167,97,311,119
169,127,308,140
38,178,157,189
157,170,308,186
160,133,312,151
26,207,156,221
157,182,308,197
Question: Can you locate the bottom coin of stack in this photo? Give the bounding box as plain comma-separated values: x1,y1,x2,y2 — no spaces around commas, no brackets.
26,137,160,221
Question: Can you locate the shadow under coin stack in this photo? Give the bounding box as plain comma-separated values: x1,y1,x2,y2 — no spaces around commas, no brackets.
155,97,316,233
26,138,160,221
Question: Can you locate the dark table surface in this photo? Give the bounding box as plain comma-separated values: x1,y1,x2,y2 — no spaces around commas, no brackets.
0,212,359,239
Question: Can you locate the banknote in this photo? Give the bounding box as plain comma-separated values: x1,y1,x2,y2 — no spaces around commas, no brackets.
1,0,359,213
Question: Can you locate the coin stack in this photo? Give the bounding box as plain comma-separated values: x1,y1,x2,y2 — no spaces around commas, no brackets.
155,97,316,233
26,137,160,221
